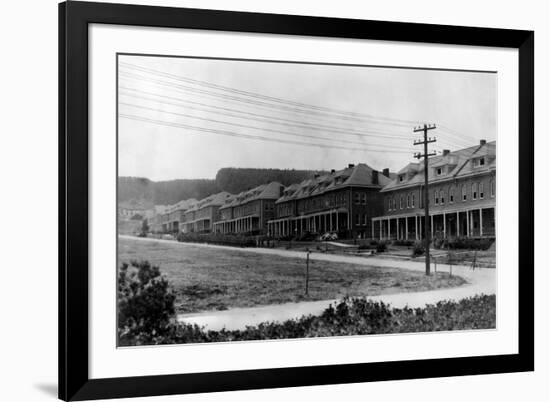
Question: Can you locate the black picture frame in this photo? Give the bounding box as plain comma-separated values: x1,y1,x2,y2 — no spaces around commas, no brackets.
59,1,534,400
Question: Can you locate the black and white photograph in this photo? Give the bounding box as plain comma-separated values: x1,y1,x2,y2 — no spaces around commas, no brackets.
117,54,497,346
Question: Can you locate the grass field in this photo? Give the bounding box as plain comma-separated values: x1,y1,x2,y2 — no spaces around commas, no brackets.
119,238,466,314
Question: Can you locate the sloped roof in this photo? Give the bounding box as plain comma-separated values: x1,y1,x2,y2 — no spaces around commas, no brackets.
166,198,197,214
220,182,284,209
381,140,496,192
276,163,391,204
186,191,233,212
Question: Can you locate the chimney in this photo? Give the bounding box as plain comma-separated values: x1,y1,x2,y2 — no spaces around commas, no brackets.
480,139,486,145
371,170,379,185
382,168,390,178
348,163,355,168
443,149,450,156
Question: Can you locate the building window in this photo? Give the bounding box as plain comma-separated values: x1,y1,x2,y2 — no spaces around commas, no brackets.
462,185,467,201
472,183,478,200
363,214,368,226
434,190,439,205
356,214,361,225
436,167,443,176
393,198,397,210
450,187,454,203
480,183,484,199
491,179,495,197
407,194,411,208
440,189,445,204
361,193,367,205
400,196,404,209
412,194,415,208
354,193,361,204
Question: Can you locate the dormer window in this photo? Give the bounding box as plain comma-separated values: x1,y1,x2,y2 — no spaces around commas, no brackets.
473,157,486,167
399,175,404,182
436,167,443,176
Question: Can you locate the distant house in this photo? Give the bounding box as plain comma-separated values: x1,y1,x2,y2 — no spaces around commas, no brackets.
372,140,496,240
268,163,391,239
117,200,152,221
213,182,284,235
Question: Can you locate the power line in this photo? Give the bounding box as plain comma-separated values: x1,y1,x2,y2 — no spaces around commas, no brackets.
119,101,414,151
119,114,414,154
120,62,423,126
119,71,415,128
119,88,413,141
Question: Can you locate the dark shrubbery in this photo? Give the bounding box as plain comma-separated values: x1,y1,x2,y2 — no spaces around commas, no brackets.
435,237,494,251
121,295,496,345
412,241,425,257
118,260,176,345
176,232,257,247
392,239,414,247
376,241,387,253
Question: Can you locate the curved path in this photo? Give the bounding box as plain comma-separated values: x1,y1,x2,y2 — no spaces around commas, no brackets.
120,236,496,331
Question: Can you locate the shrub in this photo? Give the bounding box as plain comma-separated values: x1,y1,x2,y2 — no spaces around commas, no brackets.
118,260,176,345
393,239,414,247
122,295,496,345
376,241,387,253
412,241,425,257
444,237,495,251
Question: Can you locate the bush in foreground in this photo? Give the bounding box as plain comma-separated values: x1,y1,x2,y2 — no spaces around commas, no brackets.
119,294,496,346
118,260,176,344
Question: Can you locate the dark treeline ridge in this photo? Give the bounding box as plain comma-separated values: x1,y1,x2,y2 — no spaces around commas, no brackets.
118,167,325,206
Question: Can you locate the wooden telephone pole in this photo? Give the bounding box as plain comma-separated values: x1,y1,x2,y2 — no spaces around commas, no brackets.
414,124,437,276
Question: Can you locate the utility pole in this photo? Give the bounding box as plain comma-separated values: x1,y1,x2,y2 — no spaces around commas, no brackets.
414,124,437,276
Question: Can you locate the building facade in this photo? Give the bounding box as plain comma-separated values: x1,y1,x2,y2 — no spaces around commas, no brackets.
267,163,391,239
372,140,496,240
181,192,232,233
213,182,284,234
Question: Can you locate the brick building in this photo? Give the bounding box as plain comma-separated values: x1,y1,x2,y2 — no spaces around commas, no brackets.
161,199,197,233
213,182,284,234
372,140,496,240
267,163,391,239
181,192,232,233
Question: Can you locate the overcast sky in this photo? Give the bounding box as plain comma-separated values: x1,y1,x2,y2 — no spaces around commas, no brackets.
118,54,496,181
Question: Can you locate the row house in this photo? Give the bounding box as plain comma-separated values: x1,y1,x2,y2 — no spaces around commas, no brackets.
181,192,232,233
162,199,197,233
212,182,284,234
267,163,391,239
372,140,496,241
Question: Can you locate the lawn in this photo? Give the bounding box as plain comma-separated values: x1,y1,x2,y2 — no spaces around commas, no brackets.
118,237,466,314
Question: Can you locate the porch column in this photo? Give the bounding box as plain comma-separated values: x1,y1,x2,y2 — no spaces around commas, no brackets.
372,220,375,239
330,212,333,232
336,213,339,231
405,217,409,240
431,215,434,238
415,216,418,240
443,213,446,239
480,208,483,237
466,210,470,237
397,218,400,240
387,218,391,239
457,211,460,236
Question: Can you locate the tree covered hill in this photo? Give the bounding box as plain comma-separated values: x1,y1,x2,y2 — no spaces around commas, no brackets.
118,167,325,206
